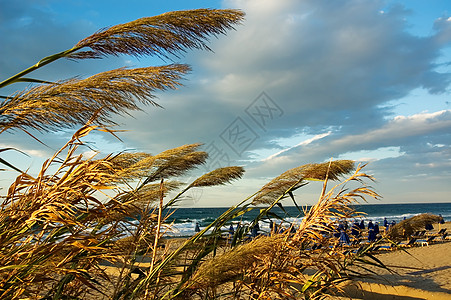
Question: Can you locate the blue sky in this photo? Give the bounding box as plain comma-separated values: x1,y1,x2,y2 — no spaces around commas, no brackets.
1,0,451,206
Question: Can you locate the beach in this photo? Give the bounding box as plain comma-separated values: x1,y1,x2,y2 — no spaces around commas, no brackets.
340,221,451,299
98,221,451,299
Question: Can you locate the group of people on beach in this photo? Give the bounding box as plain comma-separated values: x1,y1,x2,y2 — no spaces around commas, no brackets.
194,221,262,240
194,214,446,247
226,222,260,238
336,218,398,245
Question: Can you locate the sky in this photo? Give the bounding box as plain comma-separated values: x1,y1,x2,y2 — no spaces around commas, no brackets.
1,0,451,207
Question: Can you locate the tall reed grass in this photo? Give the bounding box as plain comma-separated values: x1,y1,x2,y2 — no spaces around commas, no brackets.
1,8,388,299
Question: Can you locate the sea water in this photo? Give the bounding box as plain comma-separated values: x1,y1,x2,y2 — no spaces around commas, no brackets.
163,203,451,237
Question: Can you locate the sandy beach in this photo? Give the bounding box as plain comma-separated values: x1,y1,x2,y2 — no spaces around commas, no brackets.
100,222,451,299
341,221,451,299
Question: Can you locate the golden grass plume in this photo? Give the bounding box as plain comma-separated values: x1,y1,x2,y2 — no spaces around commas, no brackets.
73,9,245,59
253,160,355,205
189,166,245,188
189,235,282,290
0,65,189,132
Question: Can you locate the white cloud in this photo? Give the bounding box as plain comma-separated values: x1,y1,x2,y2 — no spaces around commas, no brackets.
329,110,451,148
338,146,404,162
263,132,331,161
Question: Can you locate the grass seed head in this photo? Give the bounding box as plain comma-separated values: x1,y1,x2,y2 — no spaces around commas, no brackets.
190,166,245,187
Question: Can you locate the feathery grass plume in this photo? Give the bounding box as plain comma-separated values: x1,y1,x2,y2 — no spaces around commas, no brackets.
188,235,282,290
73,9,245,59
108,152,155,182
282,165,383,298
1,9,244,132
94,144,207,187
0,65,189,133
116,181,182,212
253,167,381,299
141,143,208,183
294,163,377,240
387,213,443,240
253,160,354,205
189,166,245,187
0,126,196,299
0,9,244,89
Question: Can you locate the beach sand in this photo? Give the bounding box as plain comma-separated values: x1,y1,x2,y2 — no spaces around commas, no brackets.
100,223,451,299
340,221,451,299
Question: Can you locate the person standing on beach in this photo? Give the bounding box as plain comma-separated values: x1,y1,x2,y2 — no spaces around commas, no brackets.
351,220,361,237
425,221,434,231
374,222,380,236
339,229,351,245
195,222,200,233
367,220,375,242
229,224,234,237
251,222,260,238
439,214,445,229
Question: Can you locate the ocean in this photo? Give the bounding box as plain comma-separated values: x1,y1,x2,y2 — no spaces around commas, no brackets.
164,202,451,237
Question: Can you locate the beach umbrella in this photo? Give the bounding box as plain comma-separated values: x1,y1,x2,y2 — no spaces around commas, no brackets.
387,213,443,240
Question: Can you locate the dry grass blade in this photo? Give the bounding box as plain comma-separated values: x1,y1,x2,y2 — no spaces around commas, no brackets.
73,9,245,59
0,65,189,132
253,160,354,205
0,126,173,298
190,166,245,187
